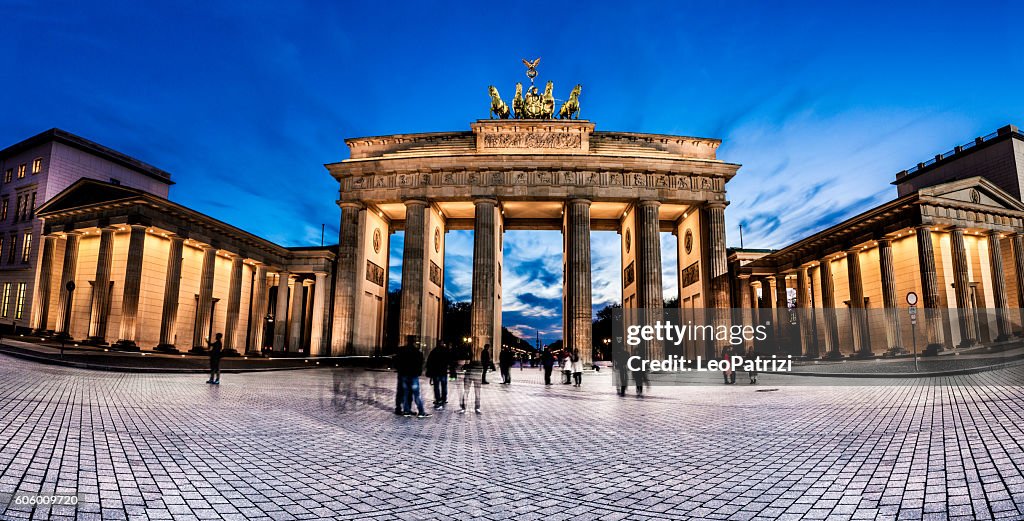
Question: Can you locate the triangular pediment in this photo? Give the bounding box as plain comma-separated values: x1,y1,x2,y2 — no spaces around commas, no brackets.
918,177,1024,212
36,178,148,216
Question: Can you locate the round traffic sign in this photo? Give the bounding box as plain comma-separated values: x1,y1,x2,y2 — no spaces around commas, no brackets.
906,291,918,306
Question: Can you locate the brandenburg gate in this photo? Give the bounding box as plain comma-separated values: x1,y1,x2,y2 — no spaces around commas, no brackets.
326,80,740,363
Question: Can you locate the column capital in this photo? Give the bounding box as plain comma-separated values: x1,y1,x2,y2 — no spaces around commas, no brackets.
403,199,429,207
948,225,966,233
302,278,315,287
637,199,661,209
339,202,365,210
566,198,592,206
985,229,1003,238
473,197,499,206
705,201,728,210
877,237,892,246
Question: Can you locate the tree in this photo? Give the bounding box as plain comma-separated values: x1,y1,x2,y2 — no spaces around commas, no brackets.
592,303,621,361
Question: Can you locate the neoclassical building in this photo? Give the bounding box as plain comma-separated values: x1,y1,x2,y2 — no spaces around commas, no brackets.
731,124,1024,357
326,120,739,363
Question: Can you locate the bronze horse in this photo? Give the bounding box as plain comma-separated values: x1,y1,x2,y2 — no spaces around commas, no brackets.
513,83,524,119
559,84,582,120
488,85,510,119
541,81,555,119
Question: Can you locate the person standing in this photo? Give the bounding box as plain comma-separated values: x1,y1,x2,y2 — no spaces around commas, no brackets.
561,352,573,384
541,347,555,385
460,353,483,414
499,345,514,384
426,340,450,408
570,348,583,387
722,346,736,385
747,348,760,384
480,344,493,384
396,343,431,418
206,333,224,385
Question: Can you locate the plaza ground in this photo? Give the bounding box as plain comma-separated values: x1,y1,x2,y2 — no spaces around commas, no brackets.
1,356,1023,520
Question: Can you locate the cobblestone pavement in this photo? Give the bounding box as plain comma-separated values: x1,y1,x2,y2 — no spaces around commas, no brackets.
1,356,1023,520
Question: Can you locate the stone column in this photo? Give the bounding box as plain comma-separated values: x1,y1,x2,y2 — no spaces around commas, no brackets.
30,235,57,332
470,199,498,361
846,248,871,357
737,275,754,351
704,202,731,358
156,235,184,352
399,200,428,348
819,257,840,358
1013,234,1024,336
302,278,314,349
288,276,305,351
773,273,788,354
563,199,592,365
986,231,1010,340
115,225,147,349
635,200,664,359
310,271,329,356
272,272,290,350
247,263,269,354
191,246,217,352
949,227,977,347
223,255,244,351
87,227,115,344
54,232,81,338
916,226,944,349
331,203,362,355
877,238,903,352
796,266,816,357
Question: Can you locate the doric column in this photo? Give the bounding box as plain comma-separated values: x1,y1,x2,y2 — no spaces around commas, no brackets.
114,225,147,349
190,246,217,351
54,232,81,338
87,227,115,344
273,272,291,350
846,248,871,357
1013,234,1024,336
635,200,664,359
247,264,269,354
773,273,789,354
223,255,244,350
399,200,428,348
819,257,840,358
331,203,362,355
309,271,329,356
563,199,592,365
30,235,57,332
949,227,977,347
288,276,305,351
470,198,499,361
986,231,1010,340
877,238,903,351
737,275,754,351
704,202,730,309
916,226,944,348
156,235,184,352
774,274,787,310
302,278,314,349
796,266,816,357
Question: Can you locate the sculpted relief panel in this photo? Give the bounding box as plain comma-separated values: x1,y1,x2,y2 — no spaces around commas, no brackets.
344,170,724,195
481,132,582,150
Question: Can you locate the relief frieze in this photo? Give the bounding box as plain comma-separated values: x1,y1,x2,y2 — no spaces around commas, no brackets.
481,132,582,150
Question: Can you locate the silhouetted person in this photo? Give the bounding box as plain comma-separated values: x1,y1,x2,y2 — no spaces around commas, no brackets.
206,333,223,385
722,346,736,384
541,348,555,385
499,345,514,384
747,348,760,384
395,343,430,418
481,344,493,384
426,340,450,408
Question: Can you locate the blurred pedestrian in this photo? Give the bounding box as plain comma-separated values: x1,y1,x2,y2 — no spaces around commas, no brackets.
541,348,555,385
499,345,514,384
395,342,430,418
571,348,583,387
206,333,223,385
481,343,494,384
460,354,483,414
426,340,450,408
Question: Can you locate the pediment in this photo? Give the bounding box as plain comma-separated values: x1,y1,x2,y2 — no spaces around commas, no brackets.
36,179,147,216
920,177,1024,212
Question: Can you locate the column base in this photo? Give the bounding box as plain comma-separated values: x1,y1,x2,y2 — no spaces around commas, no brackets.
154,344,180,354
188,346,208,355
923,343,944,357
222,348,240,357
110,340,140,352
852,350,876,360
52,332,73,341
823,350,845,361
84,337,108,346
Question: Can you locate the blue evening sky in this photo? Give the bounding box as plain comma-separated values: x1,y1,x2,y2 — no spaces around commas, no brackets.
3,1,1022,343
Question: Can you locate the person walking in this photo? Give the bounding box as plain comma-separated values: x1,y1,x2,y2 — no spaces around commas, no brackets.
747,348,760,384
722,346,736,385
206,333,224,385
426,340,450,408
480,344,494,384
460,352,483,414
561,352,573,384
499,345,514,384
571,348,583,387
541,347,555,385
396,343,431,418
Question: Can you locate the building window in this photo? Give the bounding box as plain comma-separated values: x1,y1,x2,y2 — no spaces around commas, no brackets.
1,283,9,317
16,164,25,179
21,232,32,263
3,169,11,183
0,236,5,261
31,158,42,174
29,192,35,219
15,283,26,319
13,195,21,222
7,234,16,264
1,199,7,221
